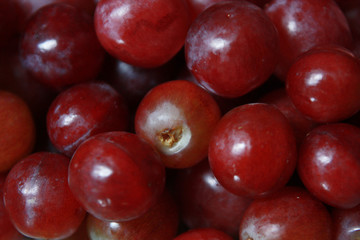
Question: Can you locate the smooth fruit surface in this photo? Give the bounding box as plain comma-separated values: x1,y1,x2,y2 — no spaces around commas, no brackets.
297,123,360,209
265,0,353,80
87,191,179,240
135,80,221,168
209,103,297,198
0,91,35,172
185,1,279,98
20,3,104,89
68,131,165,221
0,173,23,240
286,47,360,123
3,152,86,239
175,159,252,237
94,0,191,68
260,88,317,145
239,187,332,240
332,204,360,240
47,82,128,157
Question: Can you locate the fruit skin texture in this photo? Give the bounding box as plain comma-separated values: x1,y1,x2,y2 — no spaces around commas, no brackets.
135,80,221,168
332,204,360,240
239,187,332,240
175,159,252,237
87,190,179,240
20,3,105,89
68,131,166,222
209,103,297,198
3,152,86,239
265,0,353,80
0,91,35,172
185,1,279,98
297,123,360,209
174,228,233,240
185,0,272,21
259,88,317,145
0,173,23,240
286,47,360,123
94,0,191,68
47,82,129,157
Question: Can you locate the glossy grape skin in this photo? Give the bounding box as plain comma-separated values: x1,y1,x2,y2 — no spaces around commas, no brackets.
297,123,360,209
239,187,332,240
174,228,233,240
135,80,221,169
185,0,271,21
185,1,279,98
68,131,166,222
259,88,317,145
209,103,297,198
87,191,179,240
0,173,23,240
94,0,191,68
47,82,129,157
175,159,252,237
20,3,105,90
286,46,360,123
265,0,353,80
0,91,36,172
3,152,86,239
332,204,360,240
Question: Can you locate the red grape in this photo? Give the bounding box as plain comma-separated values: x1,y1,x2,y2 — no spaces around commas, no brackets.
239,187,332,240
265,0,353,80
185,1,279,98
47,82,129,157
68,131,166,221
135,80,221,168
3,152,86,239
20,3,105,90
87,190,179,240
332,204,360,240
286,46,360,123
0,173,23,240
175,159,252,237
298,123,360,209
94,0,191,68
209,103,297,198
0,91,35,172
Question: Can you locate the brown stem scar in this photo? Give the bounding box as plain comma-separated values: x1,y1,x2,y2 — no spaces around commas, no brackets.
157,126,183,148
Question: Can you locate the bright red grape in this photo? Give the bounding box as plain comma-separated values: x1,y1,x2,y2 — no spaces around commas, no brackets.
135,80,221,168
94,0,191,68
209,103,297,198
185,1,279,98
3,152,86,239
68,131,166,221
47,82,129,157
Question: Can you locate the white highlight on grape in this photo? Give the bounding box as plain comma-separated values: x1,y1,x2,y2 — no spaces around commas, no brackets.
231,142,247,155
92,165,113,179
38,39,57,52
241,217,284,240
306,71,324,87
